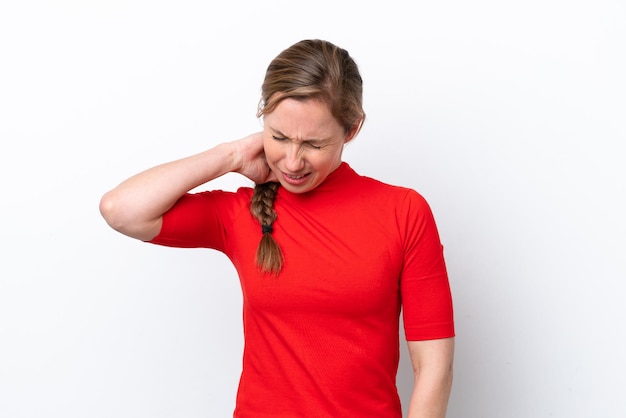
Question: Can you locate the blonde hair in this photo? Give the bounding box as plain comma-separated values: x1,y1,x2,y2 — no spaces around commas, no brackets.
250,39,365,274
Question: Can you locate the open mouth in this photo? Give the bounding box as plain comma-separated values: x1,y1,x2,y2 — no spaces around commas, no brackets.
282,172,311,185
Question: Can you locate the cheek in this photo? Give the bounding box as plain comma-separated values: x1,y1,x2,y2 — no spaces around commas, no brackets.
264,145,283,170
316,148,342,167
262,140,277,159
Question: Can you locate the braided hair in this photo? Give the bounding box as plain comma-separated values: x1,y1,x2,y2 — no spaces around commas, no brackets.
250,182,282,274
250,39,365,274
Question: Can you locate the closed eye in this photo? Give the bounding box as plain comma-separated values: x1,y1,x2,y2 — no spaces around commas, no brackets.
272,133,323,150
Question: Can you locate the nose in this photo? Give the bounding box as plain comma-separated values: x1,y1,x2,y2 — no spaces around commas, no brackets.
284,143,305,172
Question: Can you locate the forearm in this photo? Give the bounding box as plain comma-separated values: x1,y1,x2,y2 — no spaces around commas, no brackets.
406,338,455,418
407,366,453,418
100,142,239,241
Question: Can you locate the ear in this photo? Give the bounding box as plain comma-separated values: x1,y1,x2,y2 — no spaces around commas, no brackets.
344,116,365,144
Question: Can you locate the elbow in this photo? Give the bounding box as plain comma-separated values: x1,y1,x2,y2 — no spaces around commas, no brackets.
99,190,125,232
99,190,161,241
413,361,454,388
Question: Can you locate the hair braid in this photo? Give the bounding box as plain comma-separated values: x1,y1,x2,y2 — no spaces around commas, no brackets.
250,39,364,274
250,182,283,274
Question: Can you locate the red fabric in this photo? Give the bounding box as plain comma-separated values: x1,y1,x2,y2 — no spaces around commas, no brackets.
151,163,454,417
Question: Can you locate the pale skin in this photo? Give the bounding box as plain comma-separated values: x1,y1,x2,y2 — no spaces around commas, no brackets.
99,132,275,241
407,338,455,418
100,97,454,417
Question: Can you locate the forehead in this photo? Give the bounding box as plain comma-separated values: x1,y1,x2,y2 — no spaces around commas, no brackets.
264,98,343,139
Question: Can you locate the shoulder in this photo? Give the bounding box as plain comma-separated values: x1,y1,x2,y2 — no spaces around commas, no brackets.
349,165,429,206
346,168,438,232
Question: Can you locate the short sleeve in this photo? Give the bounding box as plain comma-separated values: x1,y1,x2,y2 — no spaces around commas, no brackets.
399,190,455,340
150,188,251,251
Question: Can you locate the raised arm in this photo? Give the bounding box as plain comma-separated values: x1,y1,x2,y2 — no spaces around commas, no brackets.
99,132,276,241
406,337,455,418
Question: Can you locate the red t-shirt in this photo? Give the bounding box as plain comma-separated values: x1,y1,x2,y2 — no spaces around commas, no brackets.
151,162,454,417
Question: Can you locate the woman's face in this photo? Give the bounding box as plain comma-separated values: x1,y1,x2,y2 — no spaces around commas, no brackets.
263,98,355,194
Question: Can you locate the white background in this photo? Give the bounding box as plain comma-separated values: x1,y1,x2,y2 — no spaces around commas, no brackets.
1,1,625,417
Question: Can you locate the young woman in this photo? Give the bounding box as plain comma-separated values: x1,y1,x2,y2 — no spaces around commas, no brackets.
100,39,455,418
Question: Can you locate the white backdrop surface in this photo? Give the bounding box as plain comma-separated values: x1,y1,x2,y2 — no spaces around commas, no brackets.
1,1,625,417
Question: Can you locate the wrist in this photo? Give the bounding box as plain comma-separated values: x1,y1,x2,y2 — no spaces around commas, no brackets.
213,141,242,174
